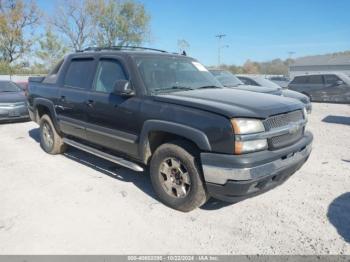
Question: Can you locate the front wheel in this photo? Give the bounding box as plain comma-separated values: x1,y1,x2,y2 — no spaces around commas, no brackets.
150,141,208,212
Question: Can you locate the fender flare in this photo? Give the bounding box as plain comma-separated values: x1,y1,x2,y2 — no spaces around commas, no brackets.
33,98,61,133
139,120,212,163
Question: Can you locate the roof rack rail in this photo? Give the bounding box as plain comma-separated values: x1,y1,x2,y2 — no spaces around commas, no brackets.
77,46,168,53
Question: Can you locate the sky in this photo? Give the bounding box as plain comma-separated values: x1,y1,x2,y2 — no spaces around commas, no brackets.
36,0,350,66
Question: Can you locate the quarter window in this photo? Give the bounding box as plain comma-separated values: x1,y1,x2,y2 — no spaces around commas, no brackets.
94,59,127,93
64,58,95,89
291,76,308,84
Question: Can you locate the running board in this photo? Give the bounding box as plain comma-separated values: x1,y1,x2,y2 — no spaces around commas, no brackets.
63,138,144,172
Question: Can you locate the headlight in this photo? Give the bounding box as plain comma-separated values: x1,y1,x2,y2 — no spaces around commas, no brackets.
231,118,265,134
231,118,267,154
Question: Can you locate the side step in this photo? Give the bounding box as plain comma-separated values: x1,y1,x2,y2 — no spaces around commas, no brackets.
63,138,144,172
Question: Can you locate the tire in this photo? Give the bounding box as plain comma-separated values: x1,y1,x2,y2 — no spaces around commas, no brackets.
39,114,67,155
150,140,208,212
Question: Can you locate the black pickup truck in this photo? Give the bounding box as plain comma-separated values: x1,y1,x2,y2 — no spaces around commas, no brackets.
27,47,313,212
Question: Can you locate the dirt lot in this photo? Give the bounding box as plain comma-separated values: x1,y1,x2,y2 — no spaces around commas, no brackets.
0,103,349,254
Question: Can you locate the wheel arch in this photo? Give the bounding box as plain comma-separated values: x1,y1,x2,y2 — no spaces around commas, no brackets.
33,98,62,134
139,120,211,164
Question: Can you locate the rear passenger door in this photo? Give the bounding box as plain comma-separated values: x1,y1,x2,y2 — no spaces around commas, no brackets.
56,57,96,140
85,57,141,157
306,75,325,101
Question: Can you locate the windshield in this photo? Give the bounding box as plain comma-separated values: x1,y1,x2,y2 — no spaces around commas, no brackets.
133,56,223,93
0,81,21,93
254,77,282,89
210,70,243,87
338,73,350,85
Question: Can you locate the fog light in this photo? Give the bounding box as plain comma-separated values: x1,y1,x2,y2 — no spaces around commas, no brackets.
235,139,268,154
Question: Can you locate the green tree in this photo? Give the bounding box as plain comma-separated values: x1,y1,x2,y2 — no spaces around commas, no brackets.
88,0,150,47
243,59,260,74
36,27,69,71
0,0,40,63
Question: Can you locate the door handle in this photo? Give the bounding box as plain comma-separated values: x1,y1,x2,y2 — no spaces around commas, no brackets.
86,100,95,107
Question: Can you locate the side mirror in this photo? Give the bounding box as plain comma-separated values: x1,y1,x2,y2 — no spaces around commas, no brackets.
335,80,344,86
113,80,134,96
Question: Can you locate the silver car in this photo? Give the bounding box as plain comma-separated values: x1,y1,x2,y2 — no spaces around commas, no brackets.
0,80,29,122
288,73,350,103
211,71,312,113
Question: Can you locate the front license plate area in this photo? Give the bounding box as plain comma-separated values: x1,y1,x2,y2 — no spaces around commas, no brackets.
8,110,20,117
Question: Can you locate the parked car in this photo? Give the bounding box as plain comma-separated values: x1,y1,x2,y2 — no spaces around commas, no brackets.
288,73,350,103
16,81,29,91
211,70,312,113
0,80,29,123
237,74,286,89
268,76,290,88
27,47,313,212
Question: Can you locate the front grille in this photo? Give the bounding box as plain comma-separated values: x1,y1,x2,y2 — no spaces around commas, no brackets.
268,128,304,149
263,110,304,150
264,110,303,130
0,102,26,108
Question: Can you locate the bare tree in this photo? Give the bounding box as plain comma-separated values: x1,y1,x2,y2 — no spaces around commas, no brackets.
36,26,69,71
87,0,150,47
0,0,40,63
50,0,93,51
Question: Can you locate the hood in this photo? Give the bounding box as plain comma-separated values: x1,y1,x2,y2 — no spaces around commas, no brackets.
282,89,309,104
227,84,282,95
155,88,304,119
0,91,26,103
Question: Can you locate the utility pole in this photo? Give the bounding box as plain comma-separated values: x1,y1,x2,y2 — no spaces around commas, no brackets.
288,51,295,59
216,34,226,66
287,52,295,77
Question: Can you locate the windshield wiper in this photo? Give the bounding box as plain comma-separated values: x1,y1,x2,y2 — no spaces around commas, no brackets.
197,85,222,89
154,86,194,93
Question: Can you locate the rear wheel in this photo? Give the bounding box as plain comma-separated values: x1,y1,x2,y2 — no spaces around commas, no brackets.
39,114,66,155
150,141,208,212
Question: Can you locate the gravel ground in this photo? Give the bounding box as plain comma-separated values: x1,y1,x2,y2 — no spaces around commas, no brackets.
0,103,349,254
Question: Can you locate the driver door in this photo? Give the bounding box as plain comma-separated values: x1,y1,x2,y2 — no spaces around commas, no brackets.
322,74,349,103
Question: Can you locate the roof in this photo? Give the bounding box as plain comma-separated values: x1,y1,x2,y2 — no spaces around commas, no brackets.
70,50,189,60
291,52,350,66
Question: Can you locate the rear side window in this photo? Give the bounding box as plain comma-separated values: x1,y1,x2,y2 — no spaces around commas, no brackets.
94,59,127,93
324,74,340,85
239,77,258,86
64,58,95,89
308,75,323,84
43,59,64,84
291,76,308,84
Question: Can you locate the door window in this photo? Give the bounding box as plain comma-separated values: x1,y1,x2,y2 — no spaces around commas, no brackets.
94,59,128,93
308,75,323,84
64,58,95,89
291,76,308,84
324,74,341,85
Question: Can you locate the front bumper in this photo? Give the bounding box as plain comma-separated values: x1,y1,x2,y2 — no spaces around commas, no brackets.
201,131,313,202
305,102,312,114
0,105,29,122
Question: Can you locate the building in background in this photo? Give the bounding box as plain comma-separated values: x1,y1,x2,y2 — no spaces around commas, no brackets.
289,52,350,79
